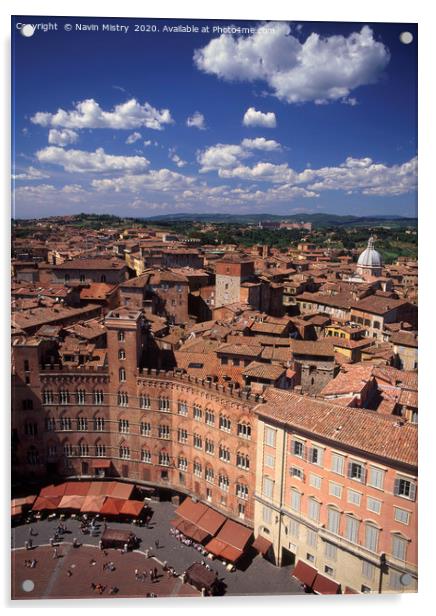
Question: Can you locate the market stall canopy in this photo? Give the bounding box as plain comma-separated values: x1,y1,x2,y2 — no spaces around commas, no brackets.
32,496,62,511
39,483,67,498
312,573,341,594
64,481,91,496
11,504,23,517
99,497,125,516
252,535,273,556
175,497,208,525
214,519,252,552
11,495,37,508
120,500,144,517
87,482,111,496
58,494,86,510
292,560,318,587
108,482,134,500
80,495,106,513
196,507,226,536
185,563,217,591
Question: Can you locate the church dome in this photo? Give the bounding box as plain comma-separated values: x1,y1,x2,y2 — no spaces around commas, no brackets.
357,236,382,268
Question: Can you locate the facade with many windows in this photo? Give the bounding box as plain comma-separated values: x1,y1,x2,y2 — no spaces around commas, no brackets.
253,388,417,594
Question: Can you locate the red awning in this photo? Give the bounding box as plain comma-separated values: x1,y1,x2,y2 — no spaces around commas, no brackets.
175,497,208,525
11,505,23,517
214,519,252,551
205,538,227,558
292,561,318,587
220,544,243,563
32,496,62,511
313,573,341,595
64,482,92,496
120,500,144,517
39,483,67,498
91,459,111,469
196,507,226,536
87,482,111,496
252,535,272,556
345,586,359,594
108,482,134,500
100,497,125,516
81,495,106,513
58,495,86,510
11,495,37,508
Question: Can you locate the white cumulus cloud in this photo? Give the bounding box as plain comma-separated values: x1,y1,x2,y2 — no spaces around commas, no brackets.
194,23,390,104
126,131,142,144
48,129,78,147
243,107,277,128
241,137,281,151
31,98,173,131
36,146,150,174
91,169,195,193
186,111,206,130
12,166,50,181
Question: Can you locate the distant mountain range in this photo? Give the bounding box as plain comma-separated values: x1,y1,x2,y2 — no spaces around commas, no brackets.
143,212,418,227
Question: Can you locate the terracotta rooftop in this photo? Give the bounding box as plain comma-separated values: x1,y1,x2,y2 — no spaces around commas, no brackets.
390,331,418,348
242,361,286,381
255,388,417,468
320,364,375,396
54,258,127,270
351,295,411,315
217,343,263,358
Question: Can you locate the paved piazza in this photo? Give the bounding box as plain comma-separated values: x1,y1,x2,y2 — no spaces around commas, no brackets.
11,500,303,600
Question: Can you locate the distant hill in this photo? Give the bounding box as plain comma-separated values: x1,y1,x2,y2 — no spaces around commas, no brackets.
143,212,417,228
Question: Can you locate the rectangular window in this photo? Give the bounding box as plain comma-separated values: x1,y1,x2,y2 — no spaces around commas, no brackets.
394,477,417,501
308,498,320,522
290,489,301,512
324,541,337,561
348,460,365,483
289,520,300,538
309,474,322,490
290,466,304,480
347,489,362,506
331,453,345,475
362,561,375,581
262,477,274,499
329,482,343,499
262,506,272,524
367,497,382,515
324,565,334,576
327,508,340,535
394,507,410,525
345,516,359,543
292,440,305,458
368,466,385,490
364,524,380,553
306,553,315,563
265,427,276,447
265,454,275,468
305,529,316,548
309,446,324,466
392,535,408,561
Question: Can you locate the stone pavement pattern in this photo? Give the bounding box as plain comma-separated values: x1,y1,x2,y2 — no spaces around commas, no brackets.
12,500,303,598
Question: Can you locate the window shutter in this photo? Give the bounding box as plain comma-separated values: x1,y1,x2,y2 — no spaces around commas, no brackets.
361,466,367,484
347,462,354,479
409,482,416,501
393,478,401,496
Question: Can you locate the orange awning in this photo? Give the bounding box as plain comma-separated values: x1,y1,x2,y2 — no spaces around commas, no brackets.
292,561,318,587
120,500,144,516
205,538,227,558
108,482,134,500
220,545,243,563
80,495,106,513
87,482,111,496
11,495,37,508
11,505,23,517
58,494,86,510
32,496,62,511
100,497,125,516
64,482,92,496
39,483,67,498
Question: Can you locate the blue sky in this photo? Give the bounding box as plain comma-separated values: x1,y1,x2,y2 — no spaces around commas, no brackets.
12,16,417,218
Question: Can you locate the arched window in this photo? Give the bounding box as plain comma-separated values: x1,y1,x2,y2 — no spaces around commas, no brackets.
119,443,130,459
95,441,106,457
237,421,251,439
118,349,126,360
118,330,125,342
119,367,126,382
78,440,89,456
